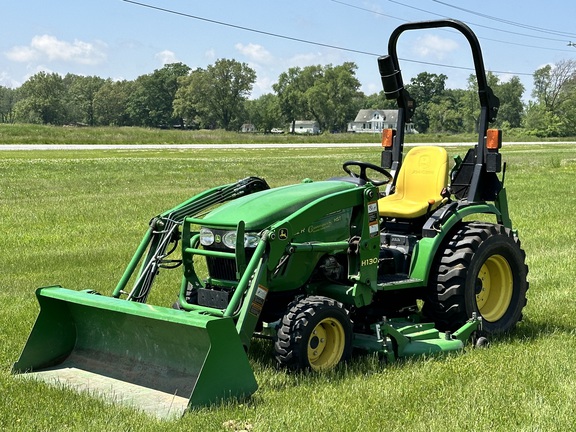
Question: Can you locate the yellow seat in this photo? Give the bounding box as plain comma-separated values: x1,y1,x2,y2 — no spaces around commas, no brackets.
378,146,449,219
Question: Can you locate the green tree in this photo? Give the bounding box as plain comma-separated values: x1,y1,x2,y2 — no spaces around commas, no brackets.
174,59,255,130
532,60,576,111
94,80,134,126
273,65,321,132
524,101,563,137
173,68,206,128
463,72,524,132
427,90,465,133
15,72,66,124
527,60,576,136
557,79,576,136
127,62,191,127
0,86,19,123
495,76,525,129
65,74,106,125
362,91,397,110
405,72,448,133
305,62,362,132
244,93,283,133
273,63,362,133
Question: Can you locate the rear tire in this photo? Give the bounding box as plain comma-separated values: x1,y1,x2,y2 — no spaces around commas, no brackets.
424,222,528,334
275,296,352,371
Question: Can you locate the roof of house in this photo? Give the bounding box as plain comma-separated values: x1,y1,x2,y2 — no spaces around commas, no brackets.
352,109,398,123
294,120,318,126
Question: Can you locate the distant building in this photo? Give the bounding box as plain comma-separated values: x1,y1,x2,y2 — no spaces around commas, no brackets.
292,120,320,134
347,109,417,134
241,123,256,133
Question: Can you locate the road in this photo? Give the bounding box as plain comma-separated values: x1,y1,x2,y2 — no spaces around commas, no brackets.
1,141,572,151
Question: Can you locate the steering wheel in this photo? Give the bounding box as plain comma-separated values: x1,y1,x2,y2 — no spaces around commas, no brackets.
342,161,393,186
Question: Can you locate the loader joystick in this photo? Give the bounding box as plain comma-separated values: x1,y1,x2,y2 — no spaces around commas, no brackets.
342,160,393,186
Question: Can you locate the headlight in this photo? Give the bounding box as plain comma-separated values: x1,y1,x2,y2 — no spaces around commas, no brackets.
222,231,260,249
244,233,260,248
222,231,237,249
199,228,214,246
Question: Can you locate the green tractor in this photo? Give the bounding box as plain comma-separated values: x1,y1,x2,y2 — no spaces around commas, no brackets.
14,19,528,418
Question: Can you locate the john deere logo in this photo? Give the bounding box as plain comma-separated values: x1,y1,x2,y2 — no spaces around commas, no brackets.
278,228,288,240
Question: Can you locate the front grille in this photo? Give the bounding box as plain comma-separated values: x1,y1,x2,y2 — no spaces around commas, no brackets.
207,256,237,281
205,247,256,281
201,227,257,282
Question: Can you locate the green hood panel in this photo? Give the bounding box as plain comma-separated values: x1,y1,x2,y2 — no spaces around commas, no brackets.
202,180,357,230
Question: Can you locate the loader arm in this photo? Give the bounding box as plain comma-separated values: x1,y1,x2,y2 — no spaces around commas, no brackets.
112,177,269,301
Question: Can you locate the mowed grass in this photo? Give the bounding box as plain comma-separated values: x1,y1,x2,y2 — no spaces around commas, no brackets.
1,144,576,431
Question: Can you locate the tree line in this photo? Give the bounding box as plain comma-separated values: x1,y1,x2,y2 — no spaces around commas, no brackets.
1,58,576,136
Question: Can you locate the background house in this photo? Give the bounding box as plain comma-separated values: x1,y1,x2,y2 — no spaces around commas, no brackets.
292,120,320,134
241,123,256,133
347,109,417,133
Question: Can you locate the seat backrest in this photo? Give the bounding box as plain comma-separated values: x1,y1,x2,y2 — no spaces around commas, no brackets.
396,146,448,200
378,146,449,219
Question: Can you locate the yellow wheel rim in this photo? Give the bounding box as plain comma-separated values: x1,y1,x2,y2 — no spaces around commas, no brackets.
475,254,513,322
307,317,345,371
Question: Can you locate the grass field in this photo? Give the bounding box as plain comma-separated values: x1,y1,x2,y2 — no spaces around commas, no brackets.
3,123,576,145
1,142,576,431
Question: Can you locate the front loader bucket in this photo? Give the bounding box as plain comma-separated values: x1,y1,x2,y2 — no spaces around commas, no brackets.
13,286,258,419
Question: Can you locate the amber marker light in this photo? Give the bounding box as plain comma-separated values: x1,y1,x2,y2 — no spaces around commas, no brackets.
381,128,394,148
486,129,502,150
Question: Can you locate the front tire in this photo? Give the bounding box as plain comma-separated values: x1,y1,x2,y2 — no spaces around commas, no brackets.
424,222,528,334
275,296,352,371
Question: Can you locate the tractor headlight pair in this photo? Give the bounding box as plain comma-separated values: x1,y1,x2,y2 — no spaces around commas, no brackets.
222,231,260,249
199,227,260,249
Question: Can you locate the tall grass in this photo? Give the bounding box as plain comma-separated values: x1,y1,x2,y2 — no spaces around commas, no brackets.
3,123,573,145
1,144,576,431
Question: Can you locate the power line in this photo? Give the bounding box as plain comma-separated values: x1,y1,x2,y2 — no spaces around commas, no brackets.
330,0,406,22
388,0,568,43
122,0,532,77
333,0,574,54
431,0,576,39
122,0,380,57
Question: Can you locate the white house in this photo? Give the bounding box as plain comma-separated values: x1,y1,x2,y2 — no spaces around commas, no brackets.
292,120,320,134
347,109,417,134
241,123,256,133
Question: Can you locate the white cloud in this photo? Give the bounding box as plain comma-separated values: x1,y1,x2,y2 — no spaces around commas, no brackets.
497,73,515,83
22,65,57,84
5,46,37,62
204,49,216,60
5,35,107,65
413,34,459,60
155,50,178,65
250,74,275,98
235,43,273,64
363,81,381,95
0,71,20,88
287,51,341,69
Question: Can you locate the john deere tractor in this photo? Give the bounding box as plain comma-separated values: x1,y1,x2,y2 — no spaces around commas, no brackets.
14,19,528,418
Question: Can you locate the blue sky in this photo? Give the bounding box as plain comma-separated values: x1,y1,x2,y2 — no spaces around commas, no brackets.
2,0,576,101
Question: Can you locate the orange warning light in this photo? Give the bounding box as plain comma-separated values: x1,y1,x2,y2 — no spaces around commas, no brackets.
382,129,395,148
486,129,502,150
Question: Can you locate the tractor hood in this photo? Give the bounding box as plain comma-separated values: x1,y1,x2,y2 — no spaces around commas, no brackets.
201,180,358,230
